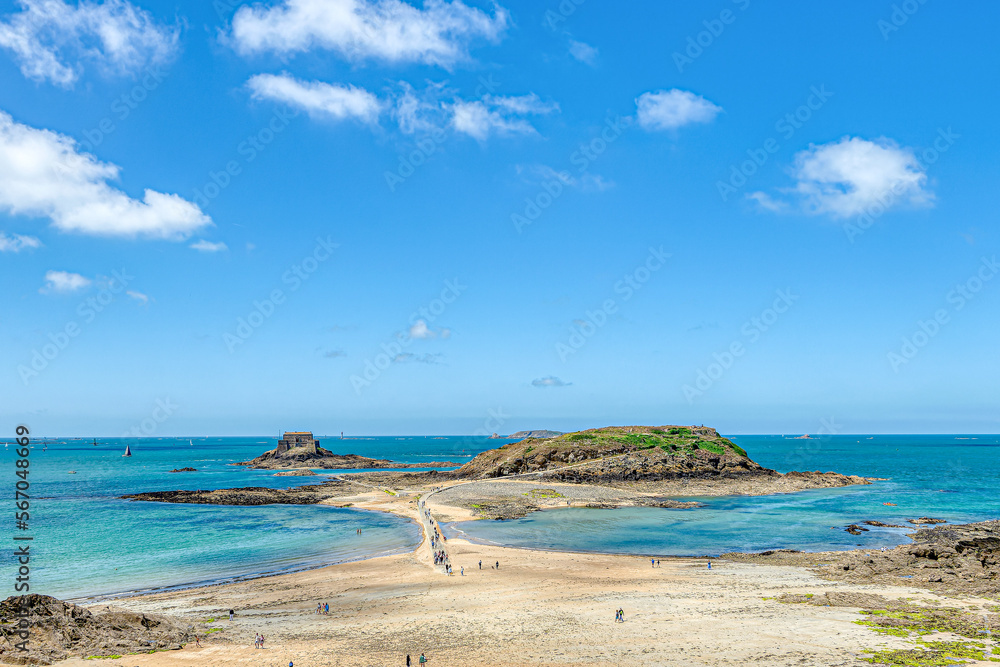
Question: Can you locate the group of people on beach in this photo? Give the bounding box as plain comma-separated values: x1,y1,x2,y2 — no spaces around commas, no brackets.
253,633,265,649
614,608,625,623
405,653,427,665
315,602,329,615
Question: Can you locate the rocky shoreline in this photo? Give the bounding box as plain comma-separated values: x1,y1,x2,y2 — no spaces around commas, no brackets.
122,480,355,505
723,520,1000,597
0,594,200,665
234,447,456,471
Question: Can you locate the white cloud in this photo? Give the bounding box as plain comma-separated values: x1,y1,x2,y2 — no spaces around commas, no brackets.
408,319,450,339
0,111,210,239
451,94,558,141
230,0,508,68
0,231,42,252
532,376,571,388
190,239,228,252
40,270,90,293
126,289,149,304
248,73,382,124
636,89,722,131
750,137,932,218
0,0,177,88
568,39,597,65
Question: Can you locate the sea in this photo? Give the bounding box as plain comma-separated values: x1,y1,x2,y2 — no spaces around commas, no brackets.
4,434,998,601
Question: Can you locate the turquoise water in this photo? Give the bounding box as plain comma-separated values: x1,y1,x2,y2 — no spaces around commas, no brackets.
6,434,998,598
1,435,507,600
448,435,1000,557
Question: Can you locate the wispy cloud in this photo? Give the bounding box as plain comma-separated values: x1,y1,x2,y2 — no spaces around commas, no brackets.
127,289,149,304
451,94,558,141
0,231,41,252
394,352,443,364
323,349,347,358
636,89,722,131
568,39,597,65
532,376,571,388
749,136,932,218
248,73,382,124
229,0,508,68
0,0,178,88
190,240,228,252
40,270,90,294
524,164,614,192
0,111,210,239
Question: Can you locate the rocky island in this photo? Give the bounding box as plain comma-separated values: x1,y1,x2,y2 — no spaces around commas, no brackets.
453,425,872,494
233,431,456,470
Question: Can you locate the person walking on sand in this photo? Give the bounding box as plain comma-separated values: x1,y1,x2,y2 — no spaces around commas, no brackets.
325,602,329,614
419,654,427,664
618,608,624,623
496,561,499,569
651,558,655,568
478,560,482,570
229,609,234,620
407,654,411,666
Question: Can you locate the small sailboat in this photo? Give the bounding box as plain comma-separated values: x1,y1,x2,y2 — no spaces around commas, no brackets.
123,444,132,457
189,439,194,446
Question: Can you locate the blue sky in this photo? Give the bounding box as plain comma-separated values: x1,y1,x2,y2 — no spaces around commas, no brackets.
1,0,998,436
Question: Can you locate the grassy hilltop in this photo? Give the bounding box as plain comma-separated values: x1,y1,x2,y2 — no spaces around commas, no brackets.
456,425,762,482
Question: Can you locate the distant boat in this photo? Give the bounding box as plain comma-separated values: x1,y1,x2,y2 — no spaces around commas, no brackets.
123,445,132,457
68,471,76,474
189,439,194,446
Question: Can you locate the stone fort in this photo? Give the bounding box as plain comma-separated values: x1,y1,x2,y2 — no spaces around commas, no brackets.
276,431,320,455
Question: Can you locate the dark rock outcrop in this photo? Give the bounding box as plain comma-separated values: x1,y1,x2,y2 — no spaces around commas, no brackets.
235,446,455,471
169,467,197,472
728,520,1000,596
0,594,196,665
122,480,352,505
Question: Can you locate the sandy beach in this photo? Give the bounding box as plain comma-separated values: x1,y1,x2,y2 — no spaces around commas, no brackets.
44,482,999,667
